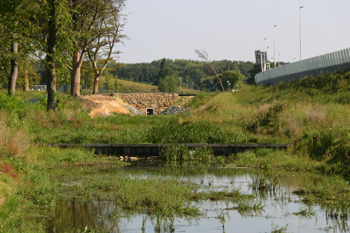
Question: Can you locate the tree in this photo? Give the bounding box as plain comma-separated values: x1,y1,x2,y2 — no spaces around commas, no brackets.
219,70,244,91
158,75,178,93
43,0,73,111
18,56,41,90
0,0,39,95
155,58,176,85
69,0,126,97
87,0,126,94
102,71,119,92
247,64,261,85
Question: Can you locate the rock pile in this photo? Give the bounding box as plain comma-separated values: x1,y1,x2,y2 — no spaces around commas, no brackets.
124,104,145,115
112,93,179,115
161,105,189,115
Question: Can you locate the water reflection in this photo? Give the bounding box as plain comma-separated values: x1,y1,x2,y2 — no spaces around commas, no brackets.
49,162,350,233
48,200,122,233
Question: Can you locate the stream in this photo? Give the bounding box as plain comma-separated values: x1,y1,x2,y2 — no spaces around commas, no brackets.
48,160,350,233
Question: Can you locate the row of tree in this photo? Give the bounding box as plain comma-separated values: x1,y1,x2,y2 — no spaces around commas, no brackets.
108,58,258,91
0,0,126,111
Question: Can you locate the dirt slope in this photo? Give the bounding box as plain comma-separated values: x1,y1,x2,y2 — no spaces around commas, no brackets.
82,94,131,118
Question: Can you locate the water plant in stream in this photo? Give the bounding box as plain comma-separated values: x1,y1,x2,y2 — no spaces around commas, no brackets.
271,221,289,233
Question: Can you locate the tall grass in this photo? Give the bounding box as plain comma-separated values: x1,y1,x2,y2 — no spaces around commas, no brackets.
0,114,29,159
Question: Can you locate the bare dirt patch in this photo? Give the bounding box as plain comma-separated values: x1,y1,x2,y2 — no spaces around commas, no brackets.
82,95,132,118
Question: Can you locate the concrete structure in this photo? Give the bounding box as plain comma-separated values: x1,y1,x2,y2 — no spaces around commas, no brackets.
255,47,350,86
112,93,179,115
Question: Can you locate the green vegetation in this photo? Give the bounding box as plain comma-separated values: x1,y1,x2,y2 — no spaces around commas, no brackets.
117,79,160,93
1,69,350,231
110,59,254,91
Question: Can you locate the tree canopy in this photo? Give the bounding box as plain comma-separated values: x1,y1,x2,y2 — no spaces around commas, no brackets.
111,59,255,90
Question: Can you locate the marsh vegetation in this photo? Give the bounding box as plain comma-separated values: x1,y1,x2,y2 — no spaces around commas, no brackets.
1,70,350,232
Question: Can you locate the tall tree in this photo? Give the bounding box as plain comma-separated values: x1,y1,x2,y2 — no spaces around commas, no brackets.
0,0,35,95
155,58,177,85
69,0,126,97
43,0,73,111
87,0,126,94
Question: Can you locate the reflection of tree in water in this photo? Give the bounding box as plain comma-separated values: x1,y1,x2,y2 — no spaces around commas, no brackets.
48,200,122,233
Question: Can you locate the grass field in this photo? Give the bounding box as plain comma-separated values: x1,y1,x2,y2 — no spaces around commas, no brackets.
101,79,202,94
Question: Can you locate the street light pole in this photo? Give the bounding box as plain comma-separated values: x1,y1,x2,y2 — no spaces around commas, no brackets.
263,38,266,71
179,78,181,94
300,6,304,61
274,25,277,68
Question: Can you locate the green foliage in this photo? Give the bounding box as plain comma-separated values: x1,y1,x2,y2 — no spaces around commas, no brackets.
0,93,44,118
101,71,120,92
158,75,178,93
219,70,245,91
113,59,255,90
144,121,236,144
156,58,177,88
0,94,26,117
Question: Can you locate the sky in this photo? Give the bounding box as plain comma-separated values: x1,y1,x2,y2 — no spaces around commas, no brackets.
116,0,350,64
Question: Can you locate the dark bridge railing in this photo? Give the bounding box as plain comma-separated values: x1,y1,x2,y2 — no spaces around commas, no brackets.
40,143,291,156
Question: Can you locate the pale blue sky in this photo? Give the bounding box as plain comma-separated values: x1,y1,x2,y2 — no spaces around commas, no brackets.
117,0,350,64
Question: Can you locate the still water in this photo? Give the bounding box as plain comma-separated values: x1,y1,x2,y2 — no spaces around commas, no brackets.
48,160,350,233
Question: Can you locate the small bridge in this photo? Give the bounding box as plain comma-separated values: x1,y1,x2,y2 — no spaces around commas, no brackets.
40,143,291,156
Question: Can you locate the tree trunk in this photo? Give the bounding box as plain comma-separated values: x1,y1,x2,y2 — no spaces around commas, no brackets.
46,0,58,112
70,50,78,95
23,69,29,91
92,61,100,94
71,50,84,97
8,41,18,96
92,72,101,94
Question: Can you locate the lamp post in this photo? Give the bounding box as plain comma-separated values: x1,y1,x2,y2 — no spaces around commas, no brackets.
274,25,277,68
300,6,304,61
179,78,181,94
228,82,231,92
263,38,267,71
227,80,229,92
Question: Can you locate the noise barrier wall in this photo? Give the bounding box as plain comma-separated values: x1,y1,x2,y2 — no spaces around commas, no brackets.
255,48,350,86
